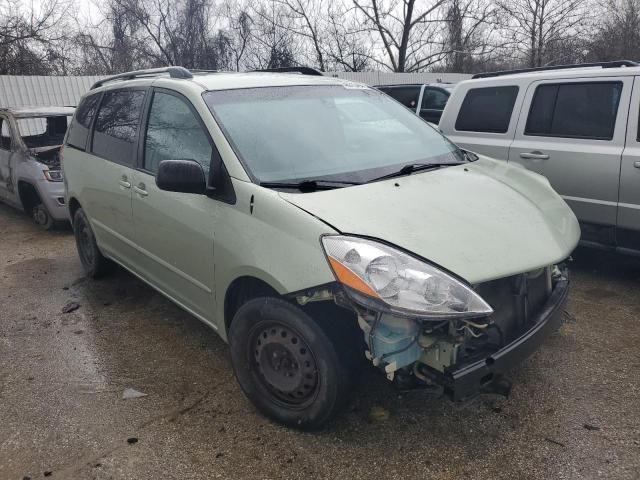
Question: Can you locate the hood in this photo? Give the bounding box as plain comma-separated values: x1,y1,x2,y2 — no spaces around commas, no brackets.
279,157,580,285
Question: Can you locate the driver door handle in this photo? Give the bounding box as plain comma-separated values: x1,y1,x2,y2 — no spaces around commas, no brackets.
634,161,640,169
520,151,549,160
134,183,148,197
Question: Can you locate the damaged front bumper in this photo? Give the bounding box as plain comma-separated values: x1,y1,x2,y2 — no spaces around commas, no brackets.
335,265,570,401
424,275,568,401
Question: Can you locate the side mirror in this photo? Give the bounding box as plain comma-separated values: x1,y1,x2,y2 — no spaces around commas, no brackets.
156,159,206,194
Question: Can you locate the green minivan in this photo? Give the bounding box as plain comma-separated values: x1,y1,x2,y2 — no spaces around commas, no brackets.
63,67,580,428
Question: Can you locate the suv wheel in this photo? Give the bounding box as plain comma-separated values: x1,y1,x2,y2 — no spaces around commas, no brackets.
229,297,352,429
32,203,54,230
73,208,114,278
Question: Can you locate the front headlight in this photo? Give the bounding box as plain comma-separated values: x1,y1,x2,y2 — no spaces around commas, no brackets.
322,236,493,319
43,170,63,182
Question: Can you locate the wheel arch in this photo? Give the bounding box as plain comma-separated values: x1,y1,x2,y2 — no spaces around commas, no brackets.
223,275,280,337
67,196,82,226
17,180,41,213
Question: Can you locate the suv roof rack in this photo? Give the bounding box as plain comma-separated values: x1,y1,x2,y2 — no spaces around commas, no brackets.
252,66,323,76
471,60,640,79
90,66,194,89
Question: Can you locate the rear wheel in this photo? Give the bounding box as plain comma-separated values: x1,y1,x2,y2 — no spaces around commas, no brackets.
229,297,353,429
73,207,114,278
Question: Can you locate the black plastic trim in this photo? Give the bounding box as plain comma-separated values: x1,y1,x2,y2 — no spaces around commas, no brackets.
472,60,639,79
441,276,569,401
252,66,323,76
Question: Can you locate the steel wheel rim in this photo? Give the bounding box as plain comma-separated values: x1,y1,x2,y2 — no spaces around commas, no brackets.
77,220,95,267
250,322,320,409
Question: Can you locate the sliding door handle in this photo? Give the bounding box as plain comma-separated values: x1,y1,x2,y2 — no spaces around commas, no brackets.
134,184,148,197
520,151,549,160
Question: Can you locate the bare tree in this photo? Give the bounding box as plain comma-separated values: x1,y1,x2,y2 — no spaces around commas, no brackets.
587,0,640,61
73,0,148,75
352,0,449,72
249,2,300,69
220,0,254,71
497,0,590,67
326,2,372,71
272,0,327,70
0,0,71,74
442,0,497,73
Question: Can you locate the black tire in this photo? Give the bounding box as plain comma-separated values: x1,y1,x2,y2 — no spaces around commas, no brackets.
229,297,353,429
32,203,54,230
72,207,114,278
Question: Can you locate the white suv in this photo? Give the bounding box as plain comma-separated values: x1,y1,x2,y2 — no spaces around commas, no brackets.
439,60,640,255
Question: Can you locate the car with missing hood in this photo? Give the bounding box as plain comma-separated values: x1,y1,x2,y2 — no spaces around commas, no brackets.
0,106,74,228
62,67,580,429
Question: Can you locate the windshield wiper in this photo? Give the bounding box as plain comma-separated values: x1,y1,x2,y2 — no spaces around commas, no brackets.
260,179,360,192
367,162,464,183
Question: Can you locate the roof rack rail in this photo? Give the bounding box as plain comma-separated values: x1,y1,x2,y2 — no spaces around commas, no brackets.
252,66,323,76
90,66,194,89
471,60,639,79
189,69,218,75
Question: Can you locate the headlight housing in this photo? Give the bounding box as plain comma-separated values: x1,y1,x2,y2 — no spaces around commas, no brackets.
43,170,63,182
322,236,493,319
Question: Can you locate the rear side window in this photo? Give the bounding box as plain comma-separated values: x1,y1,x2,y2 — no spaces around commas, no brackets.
67,94,100,150
380,86,421,109
455,86,519,133
421,88,449,110
526,82,622,140
143,91,212,175
92,90,145,165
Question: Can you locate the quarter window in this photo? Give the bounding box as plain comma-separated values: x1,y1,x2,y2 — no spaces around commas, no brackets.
67,94,100,150
526,82,622,140
143,91,212,175
455,86,519,133
92,90,145,165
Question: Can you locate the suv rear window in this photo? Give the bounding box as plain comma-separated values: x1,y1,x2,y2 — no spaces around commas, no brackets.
525,82,622,140
379,86,421,109
455,86,519,133
67,94,100,150
92,90,145,165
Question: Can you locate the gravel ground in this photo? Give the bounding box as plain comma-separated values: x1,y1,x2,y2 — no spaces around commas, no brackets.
0,203,639,480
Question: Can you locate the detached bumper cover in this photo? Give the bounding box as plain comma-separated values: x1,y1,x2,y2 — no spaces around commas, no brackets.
444,277,569,401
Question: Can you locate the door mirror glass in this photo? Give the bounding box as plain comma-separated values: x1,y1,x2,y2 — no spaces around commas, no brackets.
156,159,206,194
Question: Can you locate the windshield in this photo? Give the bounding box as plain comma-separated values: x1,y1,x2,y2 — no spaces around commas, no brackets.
16,115,72,149
204,85,463,184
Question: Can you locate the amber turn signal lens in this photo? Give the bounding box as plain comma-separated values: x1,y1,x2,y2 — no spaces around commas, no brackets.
328,256,380,299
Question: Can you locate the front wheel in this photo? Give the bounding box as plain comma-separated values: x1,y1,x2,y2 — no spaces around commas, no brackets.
32,203,54,230
229,297,352,429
